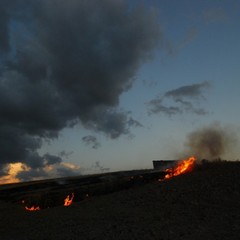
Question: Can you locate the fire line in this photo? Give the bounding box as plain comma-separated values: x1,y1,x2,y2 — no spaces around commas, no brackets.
25,206,40,211
163,156,196,180
23,192,75,211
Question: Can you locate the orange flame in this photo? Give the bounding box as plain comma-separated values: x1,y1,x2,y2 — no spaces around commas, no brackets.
25,206,40,211
64,193,74,206
164,156,196,180
22,199,41,211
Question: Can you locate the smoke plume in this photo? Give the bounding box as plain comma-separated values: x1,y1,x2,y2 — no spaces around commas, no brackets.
0,0,162,182
185,123,237,160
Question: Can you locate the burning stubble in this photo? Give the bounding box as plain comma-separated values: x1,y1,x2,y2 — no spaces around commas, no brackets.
185,123,238,160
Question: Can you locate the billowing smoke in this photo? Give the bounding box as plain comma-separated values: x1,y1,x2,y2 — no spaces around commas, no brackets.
185,123,237,160
0,0,162,181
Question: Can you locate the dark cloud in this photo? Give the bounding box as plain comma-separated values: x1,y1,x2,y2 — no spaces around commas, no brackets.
148,98,181,116
127,117,143,128
185,123,237,160
59,151,73,159
0,126,42,166
175,99,208,116
82,135,101,149
56,166,80,179
165,81,210,99
148,81,210,116
43,154,62,165
83,110,143,139
0,0,162,181
82,115,143,146
16,161,81,182
84,109,130,139
0,3,10,53
0,164,9,177
17,168,49,182
91,161,110,173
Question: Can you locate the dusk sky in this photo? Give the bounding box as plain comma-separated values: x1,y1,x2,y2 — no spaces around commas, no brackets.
0,0,240,184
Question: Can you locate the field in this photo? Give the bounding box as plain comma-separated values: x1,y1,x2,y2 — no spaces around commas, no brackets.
0,161,240,240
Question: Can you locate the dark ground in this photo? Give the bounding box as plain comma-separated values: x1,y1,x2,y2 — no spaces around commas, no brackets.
0,161,240,240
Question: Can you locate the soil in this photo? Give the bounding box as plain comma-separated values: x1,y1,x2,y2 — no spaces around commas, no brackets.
0,161,240,240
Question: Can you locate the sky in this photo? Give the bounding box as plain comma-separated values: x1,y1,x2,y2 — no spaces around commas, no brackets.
0,0,240,184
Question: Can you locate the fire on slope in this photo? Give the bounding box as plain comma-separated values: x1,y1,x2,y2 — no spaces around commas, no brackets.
21,156,196,211
23,193,75,211
163,156,196,180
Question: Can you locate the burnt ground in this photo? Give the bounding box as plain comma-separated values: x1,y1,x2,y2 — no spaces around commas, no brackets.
0,161,240,240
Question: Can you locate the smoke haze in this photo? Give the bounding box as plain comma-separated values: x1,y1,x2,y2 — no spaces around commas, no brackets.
185,123,237,160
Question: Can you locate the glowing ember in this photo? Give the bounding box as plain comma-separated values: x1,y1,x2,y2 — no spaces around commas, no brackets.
64,193,74,206
164,156,196,180
22,199,41,211
25,206,40,211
